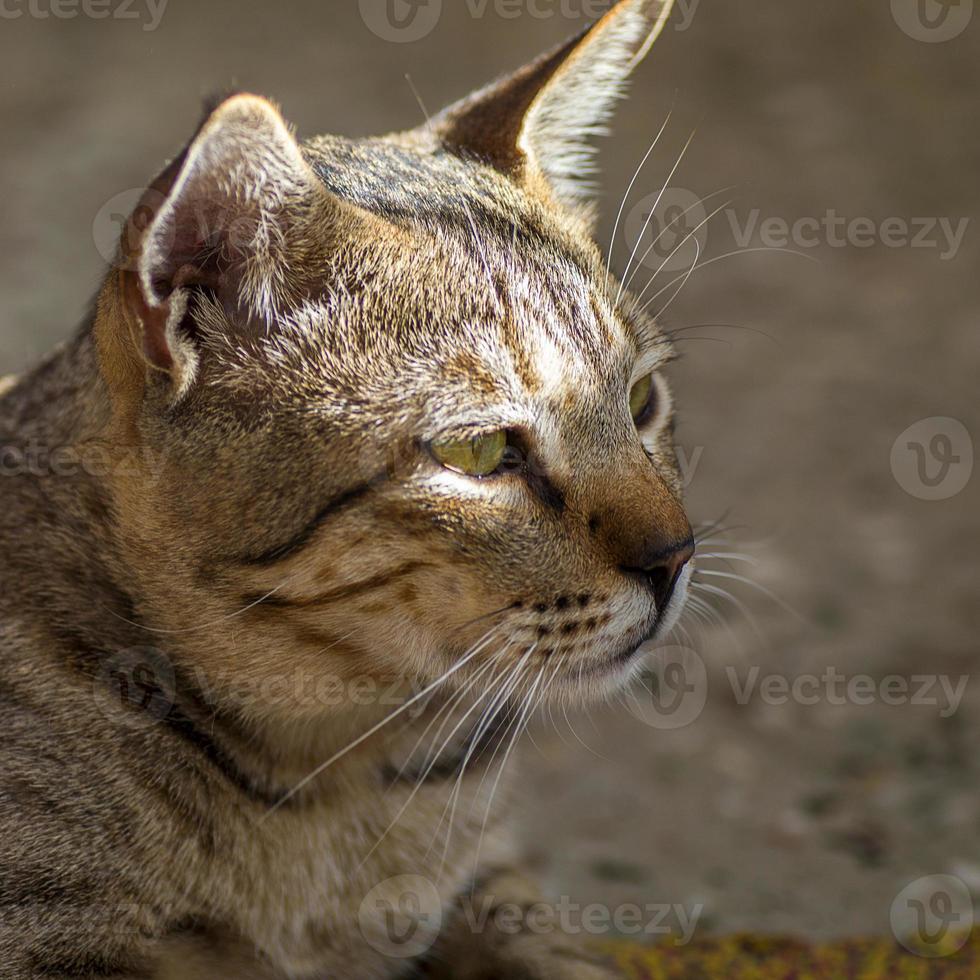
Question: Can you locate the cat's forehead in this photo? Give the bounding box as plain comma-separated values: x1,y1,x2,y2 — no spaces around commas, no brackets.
304,135,584,247
299,136,641,390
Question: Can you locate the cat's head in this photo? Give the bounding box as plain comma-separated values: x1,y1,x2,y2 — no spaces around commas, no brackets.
95,0,694,717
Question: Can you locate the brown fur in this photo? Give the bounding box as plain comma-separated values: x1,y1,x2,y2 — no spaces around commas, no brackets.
0,2,693,978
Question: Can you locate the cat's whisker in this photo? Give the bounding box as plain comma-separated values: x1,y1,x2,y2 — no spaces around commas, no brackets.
623,189,735,297
693,513,737,541
560,690,608,761
543,658,579,750
393,645,506,786
665,335,734,349
654,237,700,326
261,625,504,818
690,580,765,645
604,108,674,289
641,245,820,320
631,195,735,308
468,652,560,884
454,602,518,632
439,647,536,860
698,568,808,624
615,129,697,307
358,650,513,871
437,648,540,875
697,552,759,575
664,321,782,347
686,582,750,657
100,578,293,636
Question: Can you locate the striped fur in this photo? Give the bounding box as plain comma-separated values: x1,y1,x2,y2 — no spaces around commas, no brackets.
0,2,694,977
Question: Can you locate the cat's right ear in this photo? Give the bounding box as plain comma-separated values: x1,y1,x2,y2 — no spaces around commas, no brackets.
112,94,323,398
421,0,674,211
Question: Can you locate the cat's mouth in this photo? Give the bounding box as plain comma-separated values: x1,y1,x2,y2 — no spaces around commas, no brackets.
548,561,695,687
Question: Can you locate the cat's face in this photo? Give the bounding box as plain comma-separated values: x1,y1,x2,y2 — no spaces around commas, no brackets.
98,0,692,712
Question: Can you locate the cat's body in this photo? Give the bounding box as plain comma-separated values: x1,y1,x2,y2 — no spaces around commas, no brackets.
0,2,696,977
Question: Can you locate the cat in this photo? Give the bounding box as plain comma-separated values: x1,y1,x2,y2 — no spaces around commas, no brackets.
0,0,696,976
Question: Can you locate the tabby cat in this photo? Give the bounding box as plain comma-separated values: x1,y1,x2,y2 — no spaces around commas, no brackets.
0,0,697,976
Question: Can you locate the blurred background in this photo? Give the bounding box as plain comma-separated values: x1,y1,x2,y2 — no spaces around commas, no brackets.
1,0,977,947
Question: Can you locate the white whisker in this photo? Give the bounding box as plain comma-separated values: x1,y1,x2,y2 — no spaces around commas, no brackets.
261,626,503,819
605,109,673,288
615,129,697,307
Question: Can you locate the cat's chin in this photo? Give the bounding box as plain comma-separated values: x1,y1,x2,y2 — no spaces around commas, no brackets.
567,569,695,698
549,635,655,704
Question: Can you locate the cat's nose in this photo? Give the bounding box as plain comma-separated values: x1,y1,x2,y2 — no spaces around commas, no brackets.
621,539,696,614
588,461,694,614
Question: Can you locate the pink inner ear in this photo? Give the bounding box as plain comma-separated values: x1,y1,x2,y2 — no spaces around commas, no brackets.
122,267,174,372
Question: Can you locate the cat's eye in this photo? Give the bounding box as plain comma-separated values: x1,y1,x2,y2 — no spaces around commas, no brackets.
629,374,657,425
431,431,508,477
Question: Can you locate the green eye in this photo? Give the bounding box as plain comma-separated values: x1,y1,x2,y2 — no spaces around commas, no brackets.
629,374,656,423
431,431,507,476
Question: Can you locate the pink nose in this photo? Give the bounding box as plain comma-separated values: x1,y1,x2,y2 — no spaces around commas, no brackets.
622,539,695,614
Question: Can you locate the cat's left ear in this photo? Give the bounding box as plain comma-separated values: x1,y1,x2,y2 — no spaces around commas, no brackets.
114,93,326,396
422,0,674,209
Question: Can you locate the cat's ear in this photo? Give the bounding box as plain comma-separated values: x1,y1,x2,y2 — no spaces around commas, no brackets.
425,0,674,208
118,93,320,393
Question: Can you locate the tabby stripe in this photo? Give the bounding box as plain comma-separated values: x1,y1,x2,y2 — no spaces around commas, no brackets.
163,666,293,810
246,560,430,611
240,480,376,567
57,625,294,811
